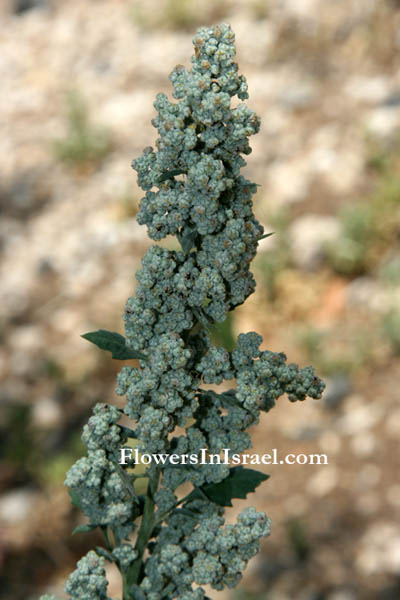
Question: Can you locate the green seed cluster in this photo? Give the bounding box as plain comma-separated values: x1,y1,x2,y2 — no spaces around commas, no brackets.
139,503,270,597
133,23,258,240
82,402,124,452
129,24,263,349
116,326,323,467
64,551,110,600
112,544,138,569
65,403,139,540
232,333,325,412
43,23,325,600
121,23,323,597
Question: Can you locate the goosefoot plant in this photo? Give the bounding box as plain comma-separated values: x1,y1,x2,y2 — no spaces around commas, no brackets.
41,24,324,600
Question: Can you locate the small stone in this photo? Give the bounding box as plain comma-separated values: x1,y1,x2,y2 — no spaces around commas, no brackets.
266,160,310,205
283,0,320,18
289,215,340,270
307,125,363,193
277,81,316,110
0,488,39,524
366,106,400,141
356,523,400,574
346,276,388,313
345,76,390,104
338,403,383,435
32,396,62,429
307,466,338,497
350,432,376,458
10,324,44,351
322,375,351,410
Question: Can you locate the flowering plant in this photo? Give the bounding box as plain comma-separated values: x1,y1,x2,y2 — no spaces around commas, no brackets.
41,23,324,600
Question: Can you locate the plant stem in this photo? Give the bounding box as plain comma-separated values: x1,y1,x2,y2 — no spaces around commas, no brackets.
153,490,192,527
101,525,113,551
126,467,160,593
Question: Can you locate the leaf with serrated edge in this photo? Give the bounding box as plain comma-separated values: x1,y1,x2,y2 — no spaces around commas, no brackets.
81,330,146,360
201,466,269,507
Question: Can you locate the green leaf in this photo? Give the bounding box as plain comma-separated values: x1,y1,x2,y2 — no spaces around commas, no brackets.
201,466,269,507
177,228,198,253
158,168,187,183
72,523,98,535
118,425,138,439
209,312,235,351
260,232,275,240
237,182,260,187
176,507,200,519
68,489,83,510
181,234,196,253
81,330,146,360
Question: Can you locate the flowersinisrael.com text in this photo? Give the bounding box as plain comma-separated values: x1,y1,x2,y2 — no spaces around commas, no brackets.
119,448,328,466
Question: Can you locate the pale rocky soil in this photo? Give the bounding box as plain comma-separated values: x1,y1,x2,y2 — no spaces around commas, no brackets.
0,1,400,599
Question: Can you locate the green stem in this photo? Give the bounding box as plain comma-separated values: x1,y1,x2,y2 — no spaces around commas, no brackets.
126,467,161,592
153,488,198,528
101,525,113,552
115,460,140,504
122,571,131,600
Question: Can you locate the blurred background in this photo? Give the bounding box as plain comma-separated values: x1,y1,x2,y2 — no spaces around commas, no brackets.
1,0,400,598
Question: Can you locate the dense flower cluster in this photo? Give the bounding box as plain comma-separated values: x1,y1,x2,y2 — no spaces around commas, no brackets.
65,403,139,540
65,551,110,600
115,326,323,473
140,503,270,598
112,544,138,569
41,23,324,600
129,25,263,350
